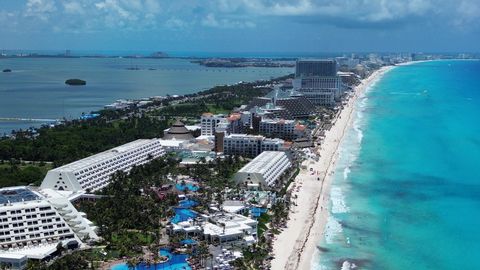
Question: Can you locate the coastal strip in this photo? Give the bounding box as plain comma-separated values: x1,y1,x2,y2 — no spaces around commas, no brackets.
271,65,394,270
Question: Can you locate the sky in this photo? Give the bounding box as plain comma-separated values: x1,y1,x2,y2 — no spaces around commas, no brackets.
0,0,479,53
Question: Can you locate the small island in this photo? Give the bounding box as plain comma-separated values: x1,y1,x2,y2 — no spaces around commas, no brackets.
65,79,86,85
2,69,12,73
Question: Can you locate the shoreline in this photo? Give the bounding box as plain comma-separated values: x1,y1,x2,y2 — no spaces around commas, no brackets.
270,65,395,270
0,70,293,136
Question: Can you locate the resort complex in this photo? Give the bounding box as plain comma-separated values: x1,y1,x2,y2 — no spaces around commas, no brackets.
0,56,411,269
41,139,166,193
234,151,292,189
2,0,478,267
0,186,98,269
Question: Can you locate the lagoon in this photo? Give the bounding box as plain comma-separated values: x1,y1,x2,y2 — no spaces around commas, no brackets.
0,57,292,134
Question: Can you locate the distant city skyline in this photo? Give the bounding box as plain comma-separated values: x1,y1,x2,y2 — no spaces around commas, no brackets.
1,0,479,53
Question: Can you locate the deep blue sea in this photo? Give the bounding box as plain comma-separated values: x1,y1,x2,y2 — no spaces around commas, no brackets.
315,60,480,269
0,57,292,135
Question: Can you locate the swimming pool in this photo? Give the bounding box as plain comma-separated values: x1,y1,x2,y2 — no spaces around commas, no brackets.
171,208,197,224
111,248,191,270
178,199,198,209
250,207,267,218
180,239,197,245
175,183,199,192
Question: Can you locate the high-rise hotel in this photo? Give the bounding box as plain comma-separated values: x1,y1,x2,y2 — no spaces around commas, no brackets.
293,59,343,107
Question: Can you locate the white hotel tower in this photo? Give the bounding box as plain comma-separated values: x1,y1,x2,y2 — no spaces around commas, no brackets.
0,187,98,269
41,139,165,193
234,151,292,189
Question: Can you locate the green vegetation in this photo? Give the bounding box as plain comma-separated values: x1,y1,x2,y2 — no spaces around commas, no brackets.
76,157,179,257
65,79,86,86
155,103,209,117
150,75,293,118
0,117,169,166
257,212,271,237
0,161,52,187
231,235,271,270
25,252,94,270
0,73,299,269
279,167,300,196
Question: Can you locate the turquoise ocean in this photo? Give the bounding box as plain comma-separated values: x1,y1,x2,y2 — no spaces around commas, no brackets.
315,60,480,269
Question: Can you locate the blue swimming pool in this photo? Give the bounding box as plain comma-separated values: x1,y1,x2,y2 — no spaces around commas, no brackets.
250,207,267,218
111,248,191,270
171,208,197,224
180,239,197,245
175,183,199,192
178,199,198,209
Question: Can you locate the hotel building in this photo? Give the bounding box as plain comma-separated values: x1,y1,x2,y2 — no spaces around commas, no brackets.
234,151,291,189
41,139,165,193
295,59,337,77
293,59,343,107
246,94,316,120
259,118,296,140
0,187,98,269
200,113,226,136
222,134,286,158
169,212,257,246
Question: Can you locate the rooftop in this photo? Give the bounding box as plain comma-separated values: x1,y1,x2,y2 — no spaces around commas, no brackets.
238,151,289,175
0,243,60,260
0,187,41,204
261,118,295,124
51,139,159,172
224,134,264,139
163,120,194,140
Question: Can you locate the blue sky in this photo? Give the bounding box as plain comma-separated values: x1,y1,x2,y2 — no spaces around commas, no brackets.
0,0,479,53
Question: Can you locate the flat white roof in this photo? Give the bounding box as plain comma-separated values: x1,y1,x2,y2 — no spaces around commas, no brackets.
158,139,185,147
51,139,159,172
0,253,26,260
260,118,295,124
238,151,289,175
224,134,264,139
222,201,246,214
0,243,58,260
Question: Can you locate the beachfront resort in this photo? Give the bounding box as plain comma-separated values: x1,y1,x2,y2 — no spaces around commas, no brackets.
0,55,411,269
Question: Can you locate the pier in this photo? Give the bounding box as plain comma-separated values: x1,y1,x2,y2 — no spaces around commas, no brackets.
0,117,62,122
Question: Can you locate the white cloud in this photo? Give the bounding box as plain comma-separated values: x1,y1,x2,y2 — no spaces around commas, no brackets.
202,13,256,29
165,17,189,29
63,1,84,14
202,13,220,27
6,0,479,33
453,0,480,29
25,0,57,21
221,0,429,21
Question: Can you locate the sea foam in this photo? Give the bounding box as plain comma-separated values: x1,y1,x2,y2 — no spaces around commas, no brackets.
324,215,343,244
341,260,358,270
330,187,349,214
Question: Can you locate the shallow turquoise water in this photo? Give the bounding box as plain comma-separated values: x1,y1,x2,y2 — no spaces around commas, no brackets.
316,61,480,269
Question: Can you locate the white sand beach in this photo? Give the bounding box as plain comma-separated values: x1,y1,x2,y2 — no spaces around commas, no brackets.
270,65,394,270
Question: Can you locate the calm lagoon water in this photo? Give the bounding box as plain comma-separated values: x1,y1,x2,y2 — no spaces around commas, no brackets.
0,57,292,134
315,60,480,269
